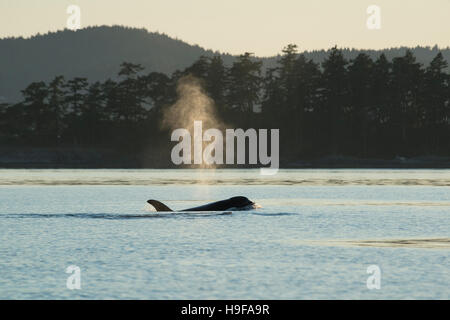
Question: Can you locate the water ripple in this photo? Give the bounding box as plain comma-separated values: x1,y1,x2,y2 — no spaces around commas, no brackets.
0,212,232,219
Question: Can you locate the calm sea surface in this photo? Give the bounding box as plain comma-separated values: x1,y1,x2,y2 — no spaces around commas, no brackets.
0,169,449,299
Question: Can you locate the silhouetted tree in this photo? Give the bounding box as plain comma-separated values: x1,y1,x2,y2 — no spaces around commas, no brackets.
2,45,450,164
371,54,393,156
63,77,88,145
390,50,423,155
142,71,173,111
80,82,106,145
421,52,449,153
226,53,262,120
292,54,321,155
183,55,210,80
21,81,49,145
320,46,349,155
347,53,375,156
206,55,227,115
117,62,146,123
47,76,67,145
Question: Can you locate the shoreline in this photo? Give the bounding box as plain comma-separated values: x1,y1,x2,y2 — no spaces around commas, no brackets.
0,147,449,169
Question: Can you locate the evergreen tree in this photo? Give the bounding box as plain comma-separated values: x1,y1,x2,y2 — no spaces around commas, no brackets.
390,50,423,155
81,81,106,145
226,53,262,117
183,55,210,80
64,77,88,145
206,55,227,114
21,81,49,145
292,55,321,155
117,62,146,122
320,46,348,155
347,53,374,155
65,77,88,116
422,52,449,153
47,75,66,145
371,54,393,156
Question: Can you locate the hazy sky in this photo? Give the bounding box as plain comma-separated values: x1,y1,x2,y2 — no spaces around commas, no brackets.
1,0,449,56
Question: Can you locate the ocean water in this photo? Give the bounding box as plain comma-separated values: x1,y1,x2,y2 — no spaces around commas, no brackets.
0,169,449,299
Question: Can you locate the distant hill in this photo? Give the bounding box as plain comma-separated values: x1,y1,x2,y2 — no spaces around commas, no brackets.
0,26,235,102
1,25,449,102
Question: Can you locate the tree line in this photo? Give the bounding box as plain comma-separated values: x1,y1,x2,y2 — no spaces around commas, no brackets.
1,45,449,162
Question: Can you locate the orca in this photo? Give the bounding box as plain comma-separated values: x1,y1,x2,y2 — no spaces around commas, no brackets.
147,196,258,212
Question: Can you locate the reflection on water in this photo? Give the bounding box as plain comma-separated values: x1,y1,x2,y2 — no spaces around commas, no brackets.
295,238,450,249
1,169,450,186
259,198,450,207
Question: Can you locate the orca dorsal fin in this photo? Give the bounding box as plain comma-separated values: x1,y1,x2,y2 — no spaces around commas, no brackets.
147,200,173,212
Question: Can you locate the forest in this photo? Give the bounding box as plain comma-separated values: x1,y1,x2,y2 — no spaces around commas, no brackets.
0,44,449,166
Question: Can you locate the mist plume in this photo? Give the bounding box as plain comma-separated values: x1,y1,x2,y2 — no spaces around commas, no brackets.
161,75,225,168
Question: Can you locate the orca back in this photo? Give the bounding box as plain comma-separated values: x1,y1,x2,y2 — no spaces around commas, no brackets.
183,196,254,211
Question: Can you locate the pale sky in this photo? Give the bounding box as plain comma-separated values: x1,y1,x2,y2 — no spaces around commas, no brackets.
0,0,449,56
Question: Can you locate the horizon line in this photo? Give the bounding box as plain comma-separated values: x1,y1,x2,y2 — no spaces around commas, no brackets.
1,24,449,59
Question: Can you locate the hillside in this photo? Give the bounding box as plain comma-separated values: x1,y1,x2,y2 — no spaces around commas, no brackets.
0,26,235,102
